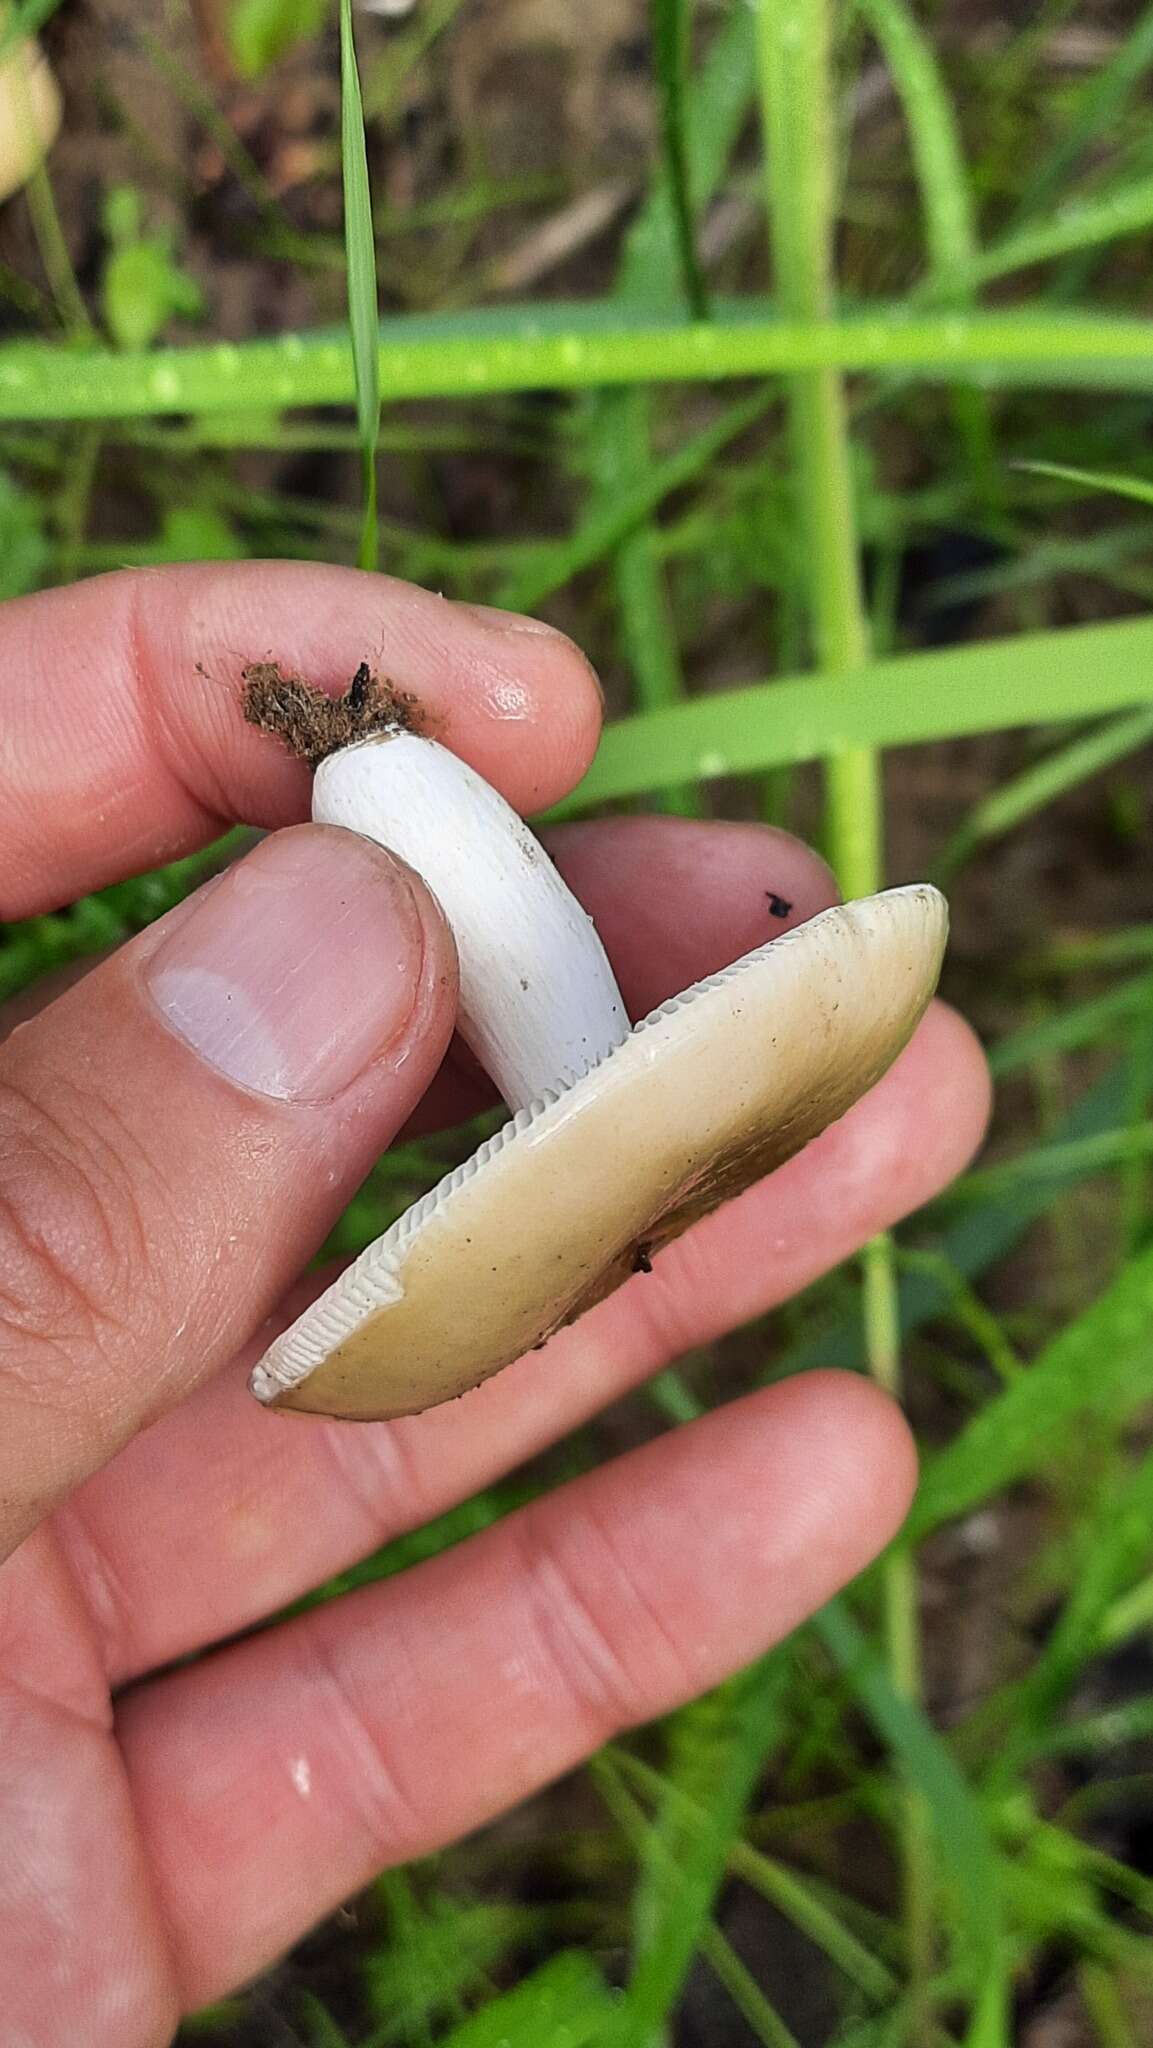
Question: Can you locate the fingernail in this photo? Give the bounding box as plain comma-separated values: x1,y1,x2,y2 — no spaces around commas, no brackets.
144,827,424,1102
456,601,563,637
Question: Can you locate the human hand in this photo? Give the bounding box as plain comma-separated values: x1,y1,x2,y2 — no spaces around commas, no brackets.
0,564,989,2044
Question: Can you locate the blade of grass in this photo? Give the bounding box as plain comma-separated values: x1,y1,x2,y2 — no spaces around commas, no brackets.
650,0,709,317
698,1925,803,2048
940,169,1153,295
755,6,939,2040
298,1995,353,2047
987,977,1153,1079
905,1237,1153,1542
619,4,755,306
987,1443,1153,1782
914,522,1153,619
611,503,699,815
934,706,1153,882
1011,4,1153,226
1099,1566,1153,1652
544,612,1153,813
949,1123,1153,1202
360,0,469,123
1029,926,1153,975
856,0,976,282
6,306,1153,421
1016,458,1153,510
597,1758,803,2048
598,1658,791,2046
495,389,769,614
771,1065,1131,1385
431,1952,616,2048
614,1745,898,2005
21,154,92,340
138,31,288,234
339,0,381,571
815,1601,1009,2048
855,0,999,516
895,1248,1021,1385
589,3,756,812
1078,1961,1140,2048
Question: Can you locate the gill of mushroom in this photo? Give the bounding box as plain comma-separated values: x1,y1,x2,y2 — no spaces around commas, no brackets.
249,725,948,1422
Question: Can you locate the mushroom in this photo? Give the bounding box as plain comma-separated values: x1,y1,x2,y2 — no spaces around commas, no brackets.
245,670,947,1422
0,16,61,208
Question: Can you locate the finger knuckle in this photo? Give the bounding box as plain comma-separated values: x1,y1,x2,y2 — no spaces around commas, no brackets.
0,1071,161,1400
513,1497,695,1737
297,1624,431,1863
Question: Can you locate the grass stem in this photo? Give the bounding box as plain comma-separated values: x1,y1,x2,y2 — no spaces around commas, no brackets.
755,4,934,2037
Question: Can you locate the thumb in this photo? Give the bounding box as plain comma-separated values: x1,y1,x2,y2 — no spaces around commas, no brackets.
0,824,457,1560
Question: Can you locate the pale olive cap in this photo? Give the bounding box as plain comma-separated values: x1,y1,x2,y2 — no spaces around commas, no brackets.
251,884,947,1422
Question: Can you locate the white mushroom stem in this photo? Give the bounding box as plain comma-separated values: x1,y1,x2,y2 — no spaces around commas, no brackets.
313,733,630,1113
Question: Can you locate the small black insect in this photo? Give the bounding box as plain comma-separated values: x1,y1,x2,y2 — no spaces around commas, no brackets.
767,891,794,920
632,1242,654,1275
348,660,371,713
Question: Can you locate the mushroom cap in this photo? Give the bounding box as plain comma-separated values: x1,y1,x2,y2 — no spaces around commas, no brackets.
0,33,61,207
251,884,947,1422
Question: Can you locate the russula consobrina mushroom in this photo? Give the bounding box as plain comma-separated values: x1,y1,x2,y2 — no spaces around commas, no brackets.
0,17,60,207
245,666,947,1422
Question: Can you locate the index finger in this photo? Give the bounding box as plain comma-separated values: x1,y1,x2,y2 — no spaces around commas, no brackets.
1,564,602,918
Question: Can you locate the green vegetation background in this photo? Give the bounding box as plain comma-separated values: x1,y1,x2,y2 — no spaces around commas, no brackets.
6,0,1153,2041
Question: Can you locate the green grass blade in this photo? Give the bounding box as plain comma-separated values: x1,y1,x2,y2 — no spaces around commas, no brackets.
338,0,381,571
5,306,1153,421
228,0,329,77
581,6,756,808
953,1124,1153,1202
605,1660,791,2045
1079,1963,1141,2048
495,389,768,613
614,1732,899,2005
650,0,709,317
545,613,1153,813
906,1239,1153,1542
948,169,1153,293
1012,4,1153,225
1000,1444,1153,1759
617,1,755,307
988,976,1153,1079
855,0,999,508
856,0,977,282
1016,458,1153,510
935,705,1153,881
1030,925,1153,975
432,1952,616,2048
912,521,1153,617
298,1993,354,2046
815,1601,1009,2043
771,1064,1132,1384
698,1925,803,2048
611,490,698,814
